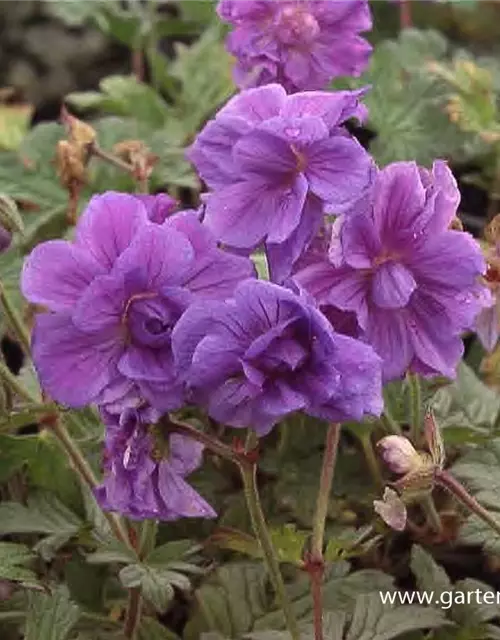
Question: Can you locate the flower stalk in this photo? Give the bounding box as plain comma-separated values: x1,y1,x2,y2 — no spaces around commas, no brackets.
0,359,38,404
49,416,133,552
239,459,300,640
163,416,299,637
308,423,341,640
408,372,422,447
435,469,500,538
0,282,31,358
123,586,142,639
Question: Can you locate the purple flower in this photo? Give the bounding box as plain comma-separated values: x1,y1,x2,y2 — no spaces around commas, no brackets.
188,84,374,282
21,192,254,410
95,408,215,521
218,0,372,92
294,161,490,381
172,279,382,436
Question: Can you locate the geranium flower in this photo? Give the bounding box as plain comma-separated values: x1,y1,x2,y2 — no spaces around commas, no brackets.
95,407,215,521
172,279,382,435
188,83,374,282
21,192,254,410
294,161,490,380
218,0,372,92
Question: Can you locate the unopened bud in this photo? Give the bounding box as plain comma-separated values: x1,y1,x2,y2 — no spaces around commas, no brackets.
377,435,420,475
0,193,23,235
374,487,407,532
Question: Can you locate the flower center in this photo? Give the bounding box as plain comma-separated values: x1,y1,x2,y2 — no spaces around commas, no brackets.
276,5,320,45
122,292,175,348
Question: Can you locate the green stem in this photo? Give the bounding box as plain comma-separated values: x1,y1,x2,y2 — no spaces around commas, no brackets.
359,433,383,488
408,373,422,447
239,461,300,640
436,469,500,538
0,283,31,357
139,519,158,559
421,494,443,535
50,417,133,552
0,359,38,404
380,412,401,435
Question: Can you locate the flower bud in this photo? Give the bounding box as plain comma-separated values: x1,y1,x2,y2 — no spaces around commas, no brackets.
374,487,407,532
377,435,420,475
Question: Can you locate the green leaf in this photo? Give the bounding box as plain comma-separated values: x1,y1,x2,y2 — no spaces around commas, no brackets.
178,1,217,26
0,248,25,314
67,75,171,128
341,593,450,639
410,545,451,595
169,26,235,134
138,616,182,640
0,493,82,561
24,587,80,640
145,539,198,566
0,542,37,584
185,561,395,639
0,104,33,151
430,361,500,444
86,539,137,566
0,431,80,506
119,564,191,613
64,553,106,612
356,29,466,167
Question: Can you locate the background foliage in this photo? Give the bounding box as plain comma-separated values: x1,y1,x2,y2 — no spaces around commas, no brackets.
2,1,500,639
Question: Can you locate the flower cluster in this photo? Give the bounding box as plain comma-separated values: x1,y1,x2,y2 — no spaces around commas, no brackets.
189,83,373,282
218,0,372,92
21,192,253,520
22,8,492,525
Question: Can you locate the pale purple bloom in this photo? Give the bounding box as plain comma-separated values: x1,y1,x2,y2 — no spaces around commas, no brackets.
218,0,372,92
294,161,490,381
188,84,374,282
95,408,215,521
21,192,254,410
172,279,382,436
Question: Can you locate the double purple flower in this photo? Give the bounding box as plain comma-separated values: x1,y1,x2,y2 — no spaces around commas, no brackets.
173,279,382,435
95,407,215,521
189,84,374,282
218,0,372,92
21,192,254,411
294,161,490,381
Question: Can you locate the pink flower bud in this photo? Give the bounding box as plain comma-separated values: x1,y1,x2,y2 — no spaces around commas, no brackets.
377,435,420,475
